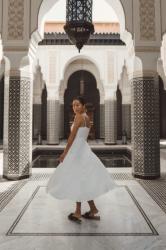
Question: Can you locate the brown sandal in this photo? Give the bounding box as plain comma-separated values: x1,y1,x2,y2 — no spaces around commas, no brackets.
68,213,82,223
82,211,100,220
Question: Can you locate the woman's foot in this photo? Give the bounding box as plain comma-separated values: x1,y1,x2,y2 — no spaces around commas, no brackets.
82,211,100,220
82,208,100,220
72,212,81,219
68,213,82,223
86,207,99,216
89,208,99,215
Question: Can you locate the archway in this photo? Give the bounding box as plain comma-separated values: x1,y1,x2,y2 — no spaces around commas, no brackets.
60,56,104,103
37,0,132,47
64,70,100,139
34,0,134,144
33,0,133,143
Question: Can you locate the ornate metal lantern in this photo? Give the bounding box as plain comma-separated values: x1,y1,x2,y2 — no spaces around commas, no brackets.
64,0,94,52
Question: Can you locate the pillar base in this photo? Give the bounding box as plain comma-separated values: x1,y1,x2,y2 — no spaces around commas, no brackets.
132,173,160,180
3,174,32,181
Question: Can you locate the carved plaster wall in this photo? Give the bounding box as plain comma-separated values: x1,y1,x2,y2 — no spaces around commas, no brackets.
7,0,24,40
139,0,156,41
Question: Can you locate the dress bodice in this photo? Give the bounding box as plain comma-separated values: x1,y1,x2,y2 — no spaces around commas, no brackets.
71,113,90,140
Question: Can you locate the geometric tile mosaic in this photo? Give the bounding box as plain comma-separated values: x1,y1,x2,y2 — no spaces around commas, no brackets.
131,76,160,178
4,76,31,179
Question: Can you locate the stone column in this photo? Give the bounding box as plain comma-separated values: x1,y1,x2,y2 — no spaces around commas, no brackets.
104,91,117,144
47,97,60,144
33,66,44,139
100,103,105,138
59,103,64,139
122,96,131,139
131,74,160,179
33,96,42,139
130,0,162,179
3,66,32,180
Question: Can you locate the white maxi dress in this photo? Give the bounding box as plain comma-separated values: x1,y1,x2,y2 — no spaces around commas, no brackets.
46,113,119,201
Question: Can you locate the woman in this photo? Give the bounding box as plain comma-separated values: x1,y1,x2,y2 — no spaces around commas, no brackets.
46,96,119,224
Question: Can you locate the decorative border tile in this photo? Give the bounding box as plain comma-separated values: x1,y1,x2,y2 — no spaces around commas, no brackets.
6,185,158,236
29,173,134,181
138,179,166,215
0,180,27,212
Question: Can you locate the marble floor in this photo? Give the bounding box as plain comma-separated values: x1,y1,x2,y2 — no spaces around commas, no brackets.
0,149,166,249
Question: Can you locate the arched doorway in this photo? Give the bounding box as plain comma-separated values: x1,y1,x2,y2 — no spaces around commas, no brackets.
64,70,100,139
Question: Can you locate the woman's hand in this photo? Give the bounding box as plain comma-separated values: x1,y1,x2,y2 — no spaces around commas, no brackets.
58,151,67,163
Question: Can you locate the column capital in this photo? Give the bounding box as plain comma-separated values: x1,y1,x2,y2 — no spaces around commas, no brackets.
47,85,59,100
132,70,159,79
128,52,160,80
3,54,33,79
105,86,117,100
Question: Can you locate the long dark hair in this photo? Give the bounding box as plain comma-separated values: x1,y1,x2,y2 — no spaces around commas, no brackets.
73,95,85,106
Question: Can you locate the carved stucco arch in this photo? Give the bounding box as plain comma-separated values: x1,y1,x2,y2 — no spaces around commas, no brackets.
38,0,125,32
29,0,134,91
59,57,104,104
37,0,132,46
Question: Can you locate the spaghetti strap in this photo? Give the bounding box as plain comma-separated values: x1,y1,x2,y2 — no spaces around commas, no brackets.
83,113,86,127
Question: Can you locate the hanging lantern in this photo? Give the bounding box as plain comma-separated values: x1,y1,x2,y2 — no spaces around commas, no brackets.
64,0,94,52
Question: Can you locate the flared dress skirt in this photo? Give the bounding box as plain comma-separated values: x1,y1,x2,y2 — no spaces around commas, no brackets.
46,130,119,202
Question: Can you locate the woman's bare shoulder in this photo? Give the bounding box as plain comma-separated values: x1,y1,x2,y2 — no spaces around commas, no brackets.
75,113,89,121
74,114,83,125
75,113,82,120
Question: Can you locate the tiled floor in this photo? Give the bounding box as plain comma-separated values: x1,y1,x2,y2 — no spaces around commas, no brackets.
0,148,166,250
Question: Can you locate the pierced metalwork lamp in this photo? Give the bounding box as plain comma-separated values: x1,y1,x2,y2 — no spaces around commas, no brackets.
64,0,94,52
